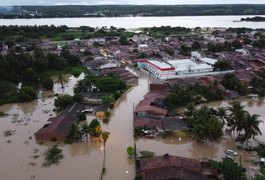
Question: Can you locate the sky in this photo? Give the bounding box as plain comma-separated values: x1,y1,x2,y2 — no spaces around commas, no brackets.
1,0,265,6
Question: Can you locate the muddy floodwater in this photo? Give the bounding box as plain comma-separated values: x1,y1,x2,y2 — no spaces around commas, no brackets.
0,69,264,180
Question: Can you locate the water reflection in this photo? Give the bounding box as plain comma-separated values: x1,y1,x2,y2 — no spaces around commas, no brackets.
67,142,102,157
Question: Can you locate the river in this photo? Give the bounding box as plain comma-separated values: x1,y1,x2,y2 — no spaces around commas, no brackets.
1,15,265,28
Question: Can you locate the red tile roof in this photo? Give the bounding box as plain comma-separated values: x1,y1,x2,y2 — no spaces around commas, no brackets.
140,154,207,180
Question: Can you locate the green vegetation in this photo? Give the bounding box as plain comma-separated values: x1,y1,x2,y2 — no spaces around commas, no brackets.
241,16,265,22
186,105,224,141
78,113,86,121
127,146,134,156
119,36,130,45
6,5,265,19
88,119,102,137
191,41,201,50
100,131,110,180
139,151,155,159
41,78,54,90
250,71,265,97
143,26,191,38
43,145,64,167
213,60,232,71
207,40,242,53
0,44,86,105
211,159,245,180
66,123,81,143
184,101,262,141
221,73,249,95
54,95,74,111
227,101,262,141
163,83,224,110
223,159,245,180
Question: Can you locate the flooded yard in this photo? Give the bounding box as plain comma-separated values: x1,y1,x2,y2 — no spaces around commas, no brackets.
0,69,264,180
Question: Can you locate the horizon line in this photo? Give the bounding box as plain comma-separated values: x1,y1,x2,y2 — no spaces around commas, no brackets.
1,3,265,6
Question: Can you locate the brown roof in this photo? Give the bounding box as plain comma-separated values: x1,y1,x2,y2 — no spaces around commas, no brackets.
140,154,207,180
35,103,84,141
135,92,168,116
134,118,162,129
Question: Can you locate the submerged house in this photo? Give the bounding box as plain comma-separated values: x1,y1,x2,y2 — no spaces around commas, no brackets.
134,91,168,118
139,154,209,180
35,103,84,141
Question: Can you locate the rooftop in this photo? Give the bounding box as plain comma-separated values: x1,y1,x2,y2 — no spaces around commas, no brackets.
168,59,212,71
140,154,207,180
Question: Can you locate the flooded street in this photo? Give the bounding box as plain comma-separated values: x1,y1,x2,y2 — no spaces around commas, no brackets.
0,69,265,180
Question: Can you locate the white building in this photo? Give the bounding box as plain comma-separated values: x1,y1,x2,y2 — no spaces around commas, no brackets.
137,55,231,80
138,44,149,51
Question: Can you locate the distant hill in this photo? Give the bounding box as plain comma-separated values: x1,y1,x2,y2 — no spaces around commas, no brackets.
1,4,265,18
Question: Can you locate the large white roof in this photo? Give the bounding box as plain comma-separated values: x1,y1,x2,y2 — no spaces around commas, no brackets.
200,57,217,65
168,59,212,71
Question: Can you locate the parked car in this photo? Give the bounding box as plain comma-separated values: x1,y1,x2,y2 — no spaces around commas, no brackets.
81,107,94,113
222,154,235,160
226,149,238,156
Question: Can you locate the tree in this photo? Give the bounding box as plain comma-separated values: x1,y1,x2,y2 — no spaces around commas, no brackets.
100,131,110,180
242,113,262,140
119,36,130,45
96,77,126,94
17,86,37,102
216,106,228,124
54,95,74,111
78,113,86,121
102,131,110,145
191,41,201,50
88,119,102,137
194,27,201,34
101,94,115,105
127,146,134,156
67,123,81,141
223,159,244,180
213,60,231,71
184,103,196,119
81,122,89,139
43,145,64,167
21,68,38,83
42,78,54,90
227,101,246,134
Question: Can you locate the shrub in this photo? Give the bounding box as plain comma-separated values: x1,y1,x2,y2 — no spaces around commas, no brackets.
127,146,134,156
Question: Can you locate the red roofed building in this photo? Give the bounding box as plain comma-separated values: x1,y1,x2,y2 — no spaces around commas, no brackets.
140,154,208,180
135,91,168,118
35,103,84,141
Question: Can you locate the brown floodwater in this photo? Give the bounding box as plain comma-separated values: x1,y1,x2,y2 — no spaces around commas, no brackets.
0,70,264,180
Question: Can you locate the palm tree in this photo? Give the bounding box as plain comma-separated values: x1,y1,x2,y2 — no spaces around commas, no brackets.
184,103,196,120
81,122,89,141
242,113,262,140
216,106,228,124
227,101,247,134
68,123,81,141
100,131,110,180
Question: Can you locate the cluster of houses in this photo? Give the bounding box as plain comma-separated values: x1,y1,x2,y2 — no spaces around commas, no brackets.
134,83,189,137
